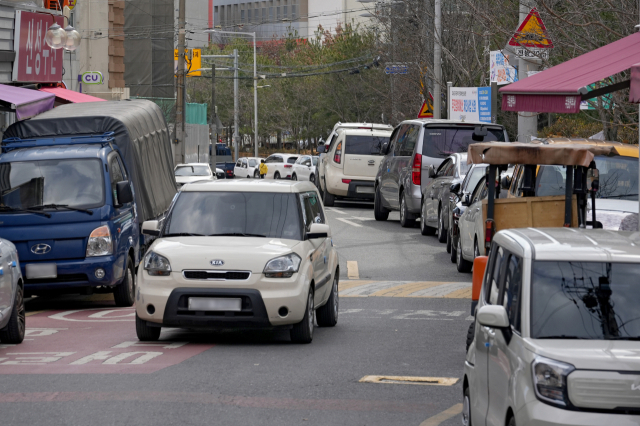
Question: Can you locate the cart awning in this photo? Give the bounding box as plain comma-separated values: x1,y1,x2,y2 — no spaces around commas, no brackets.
499,32,640,113
0,84,55,120
39,87,106,104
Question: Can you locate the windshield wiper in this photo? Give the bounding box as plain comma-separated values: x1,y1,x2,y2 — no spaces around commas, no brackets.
0,205,51,218
208,232,267,238
30,204,94,215
536,335,586,339
163,233,206,237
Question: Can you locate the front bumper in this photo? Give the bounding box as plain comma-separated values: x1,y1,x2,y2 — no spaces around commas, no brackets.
136,269,310,328
518,400,640,426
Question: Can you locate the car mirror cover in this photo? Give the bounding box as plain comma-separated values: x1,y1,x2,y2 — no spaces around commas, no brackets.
477,305,510,328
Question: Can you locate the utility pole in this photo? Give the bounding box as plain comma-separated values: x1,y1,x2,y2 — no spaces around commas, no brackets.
210,63,217,173
433,0,442,119
517,1,538,143
175,0,186,165
253,36,258,158
233,48,239,162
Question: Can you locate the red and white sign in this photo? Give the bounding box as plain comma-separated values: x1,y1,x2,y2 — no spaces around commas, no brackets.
12,11,64,83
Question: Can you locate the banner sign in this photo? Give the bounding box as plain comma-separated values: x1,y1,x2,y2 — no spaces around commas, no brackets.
490,51,518,85
81,71,104,85
449,87,491,123
13,11,64,83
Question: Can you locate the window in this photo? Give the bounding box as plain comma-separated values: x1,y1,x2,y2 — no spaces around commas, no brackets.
394,125,409,155
283,5,288,17
236,160,243,167
266,155,282,164
399,125,419,156
463,166,486,194
312,157,318,166
269,6,274,21
470,176,486,204
485,246,505,305
109,154,125,201
277,6,280,20
436,159,451,177
344,135,388,155
510,165,522,196
300,191,325,230
254,8,259,22
291,4,296,18
501,254,523,332
422,126,506,159
247,9,251,22
249,159,257,167
287,157,298,164
242,159,248,167
241,9,245,22
262,7,266,21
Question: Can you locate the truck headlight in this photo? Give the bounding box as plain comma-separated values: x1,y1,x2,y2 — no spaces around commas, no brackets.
532,356,575,407
86,225,113,257
264,253,301,278
144,251,172,276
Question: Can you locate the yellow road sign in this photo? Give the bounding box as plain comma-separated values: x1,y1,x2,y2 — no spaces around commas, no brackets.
508,7,553,48
174,48,202,77
418,93,434,118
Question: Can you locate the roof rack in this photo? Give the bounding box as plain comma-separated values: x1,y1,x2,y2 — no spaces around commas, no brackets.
1,132,115,153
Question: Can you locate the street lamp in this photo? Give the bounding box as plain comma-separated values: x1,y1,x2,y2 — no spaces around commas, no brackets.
45,15,81,51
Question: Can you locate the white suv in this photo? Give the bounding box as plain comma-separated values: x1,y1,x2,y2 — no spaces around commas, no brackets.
264,153,299,180
464,228,640,426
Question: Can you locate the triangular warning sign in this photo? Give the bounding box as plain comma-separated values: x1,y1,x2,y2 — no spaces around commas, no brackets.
508,8,553,48
418,92,434,118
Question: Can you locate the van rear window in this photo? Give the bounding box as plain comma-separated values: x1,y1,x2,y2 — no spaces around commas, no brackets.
422,126,505,159
345,135,389,155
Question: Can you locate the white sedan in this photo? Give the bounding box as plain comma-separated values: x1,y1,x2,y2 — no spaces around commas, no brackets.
0,238,25,344
174,163,215,187
234,157,264,179
291,155,318,183
136,180,339,343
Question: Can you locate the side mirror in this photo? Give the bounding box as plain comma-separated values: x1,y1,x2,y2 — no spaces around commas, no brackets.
471,256,488,315
461,194,471,206
116,181,134,205
477,305,510,328
142,220,160,236
428,165,437,179
307,223,331,239
450,182,461,193
500,175,512,191
316,144,326,154
381,142,389,155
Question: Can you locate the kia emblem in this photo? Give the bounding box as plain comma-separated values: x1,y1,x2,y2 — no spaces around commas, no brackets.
210,259,224,266
31,243,52,255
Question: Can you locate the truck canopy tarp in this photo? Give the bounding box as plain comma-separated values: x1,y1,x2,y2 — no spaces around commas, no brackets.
3,100,177,223
468,141,627,168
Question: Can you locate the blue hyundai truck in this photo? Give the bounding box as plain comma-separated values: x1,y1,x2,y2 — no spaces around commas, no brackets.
0,100,177,306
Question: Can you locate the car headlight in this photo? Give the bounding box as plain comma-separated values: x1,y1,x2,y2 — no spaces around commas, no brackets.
532,356,575,407
144,251,172,276
86,225,113,257
263,253,301,278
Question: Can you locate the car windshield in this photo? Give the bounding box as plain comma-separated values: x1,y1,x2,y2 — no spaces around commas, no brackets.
249,159,257,167
312,157,318,166
165,191,303,240
531,261,640,340
536,156,638,200
175,166,210,177
0,159,104,210
422,126,505,158
345,135,389,155
464,166,486,193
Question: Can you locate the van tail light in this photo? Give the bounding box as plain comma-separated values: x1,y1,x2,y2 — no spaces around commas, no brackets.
411,153,422,185
484,219,495,254
284,164,292,168
334,142,342,164
342,179,351,184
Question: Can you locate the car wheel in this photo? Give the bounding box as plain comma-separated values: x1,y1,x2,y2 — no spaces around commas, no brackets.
323,181,335,207
446,222,452,253
462,386,472,426
420,200,436,235
456,238,473,273
374,185,389,221
507,415,515,426
450,232,458,263
316,273,339,327
113,257,135,307
465,321,475,352
254,170,259,179
274,171,281,180
437,207,447,243
290,289,314,343
292,173,297,181
399,192,415,228
136,313,161,341
310,174,315,184
0,283,25,344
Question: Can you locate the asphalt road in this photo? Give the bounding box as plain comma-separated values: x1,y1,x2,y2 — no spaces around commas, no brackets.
0,200,473,426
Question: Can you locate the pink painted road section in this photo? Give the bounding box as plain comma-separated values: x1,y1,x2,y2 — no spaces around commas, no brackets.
0,307,213,374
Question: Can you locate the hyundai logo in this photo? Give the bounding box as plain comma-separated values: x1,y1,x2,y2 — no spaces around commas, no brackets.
210,259,225,266
31,243,52,255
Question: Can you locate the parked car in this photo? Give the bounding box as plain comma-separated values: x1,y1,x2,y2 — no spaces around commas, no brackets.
0,238,25,344
264,153,299,180
175,163,216,188
456,174,489,273
374,119,508,227
135,180,339,344
448,164,487,263
420,153,469,241
464,228,640,426
317,127,392,206
0,100,177,306
292,155,318,182
234,157,264,179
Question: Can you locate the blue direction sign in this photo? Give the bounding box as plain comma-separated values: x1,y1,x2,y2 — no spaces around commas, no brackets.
385,63,408,75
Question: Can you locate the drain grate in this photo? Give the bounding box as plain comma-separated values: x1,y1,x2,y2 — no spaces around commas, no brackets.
359,375,459,386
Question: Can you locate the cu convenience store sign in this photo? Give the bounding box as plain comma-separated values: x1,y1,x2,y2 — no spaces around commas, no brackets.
12,11,64,83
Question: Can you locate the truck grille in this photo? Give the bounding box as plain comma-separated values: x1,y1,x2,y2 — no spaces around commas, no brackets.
568,370,640,411
182,270,251,281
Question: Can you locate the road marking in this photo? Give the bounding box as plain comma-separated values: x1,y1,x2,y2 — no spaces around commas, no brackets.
340,309,465,321
325,207,347,214
419,404,463,426
359,376,459,386
336,217,362,227
26,310,46,317
339,280,472,298
347,261,359,279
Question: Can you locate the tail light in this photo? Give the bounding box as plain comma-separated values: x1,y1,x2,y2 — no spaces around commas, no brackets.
284,164,292,168
484,219,495,254
342,179,351,184
334,142,342,164
411,153,422,185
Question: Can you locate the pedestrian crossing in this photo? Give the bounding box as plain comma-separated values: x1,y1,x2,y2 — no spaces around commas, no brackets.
339,280,472,298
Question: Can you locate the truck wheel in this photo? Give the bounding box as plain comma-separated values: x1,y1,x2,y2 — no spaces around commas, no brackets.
399,192,415,228
290,290,314,343
0,284,25,344
323,182,335,207
457,238,473,273
465,321,475,352
316,273,338,327
114,257,135,307
136,313,161,341
374,186,389,221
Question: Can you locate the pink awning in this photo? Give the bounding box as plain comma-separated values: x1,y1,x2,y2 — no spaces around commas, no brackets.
499,32,640,113
38,87,106,104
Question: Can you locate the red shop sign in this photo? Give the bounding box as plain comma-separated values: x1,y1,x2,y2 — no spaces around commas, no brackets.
12,10,64,83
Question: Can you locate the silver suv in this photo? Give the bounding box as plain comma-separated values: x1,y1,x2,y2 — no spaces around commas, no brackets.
0,238,25,344
373,119,508,227
464,228,640,426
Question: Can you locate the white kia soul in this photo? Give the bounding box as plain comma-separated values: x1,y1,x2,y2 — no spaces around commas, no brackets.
135,180,339,343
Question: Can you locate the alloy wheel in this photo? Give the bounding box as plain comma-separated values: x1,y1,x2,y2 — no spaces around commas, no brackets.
400,196,405,223
462,393,471,426
127,266,135,301
457,239,463,268
16,286,25,337
307,292,314,337
332,278,339,320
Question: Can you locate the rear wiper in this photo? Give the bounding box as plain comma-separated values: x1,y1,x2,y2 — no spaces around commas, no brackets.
163,233,205,237
0,205,51,218
536,335,585,339
30,204,94,215
208,232,267,238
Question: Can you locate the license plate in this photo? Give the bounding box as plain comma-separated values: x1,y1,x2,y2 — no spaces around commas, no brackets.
188,297,242,311
26,263,57,279
356,186,374,194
